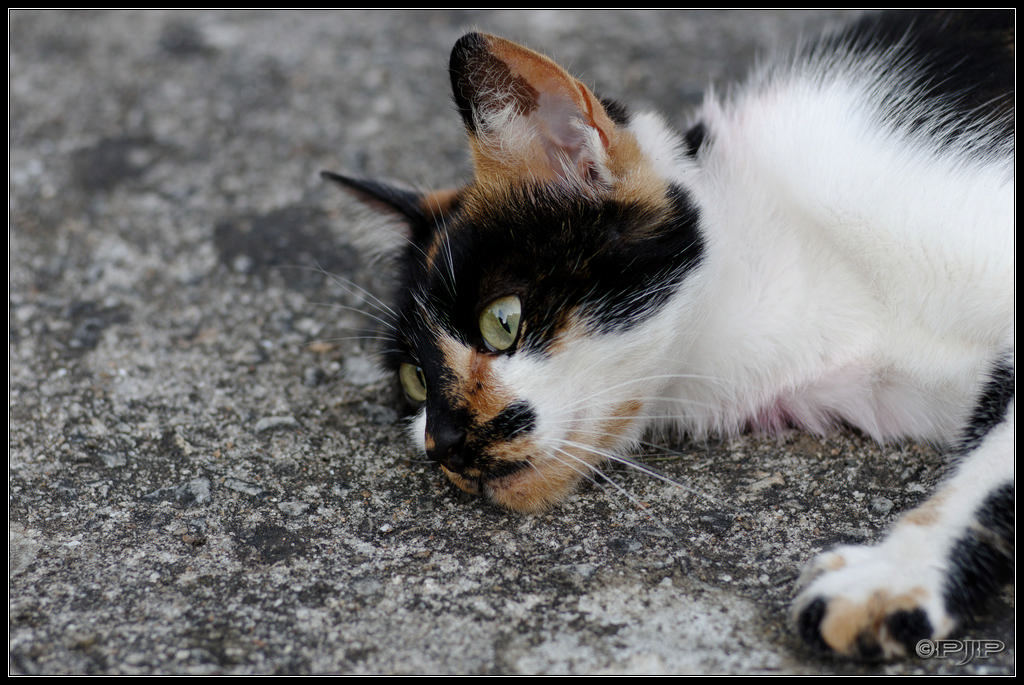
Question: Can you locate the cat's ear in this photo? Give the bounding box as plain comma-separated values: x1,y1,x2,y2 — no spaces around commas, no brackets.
321,170,459,257
449,32,620,194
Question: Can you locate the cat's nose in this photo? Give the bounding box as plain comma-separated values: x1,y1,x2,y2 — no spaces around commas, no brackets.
425,424,470,472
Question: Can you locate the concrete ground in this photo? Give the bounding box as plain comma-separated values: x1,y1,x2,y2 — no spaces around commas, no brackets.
9,10,1014,675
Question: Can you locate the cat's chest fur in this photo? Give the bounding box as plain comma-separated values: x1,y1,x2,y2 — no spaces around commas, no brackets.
653,67,1013,443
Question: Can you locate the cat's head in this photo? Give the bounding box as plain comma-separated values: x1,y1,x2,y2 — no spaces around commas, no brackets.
326,33,703,512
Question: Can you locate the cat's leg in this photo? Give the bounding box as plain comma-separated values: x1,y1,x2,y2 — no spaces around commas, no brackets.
792,384,1014,659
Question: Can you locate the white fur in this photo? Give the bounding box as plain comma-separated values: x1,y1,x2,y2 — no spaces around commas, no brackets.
629,55,1013,445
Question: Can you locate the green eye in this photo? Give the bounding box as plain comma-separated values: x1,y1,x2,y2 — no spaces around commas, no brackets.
399,363,427,402
479,294,522,352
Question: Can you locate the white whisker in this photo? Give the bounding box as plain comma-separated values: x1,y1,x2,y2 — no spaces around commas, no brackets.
549,437,730,510
306,301,398,332
545,444,676,535
289,261,400,322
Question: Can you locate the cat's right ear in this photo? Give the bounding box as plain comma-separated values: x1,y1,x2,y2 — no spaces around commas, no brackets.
449,32,621,196
321,170,459,257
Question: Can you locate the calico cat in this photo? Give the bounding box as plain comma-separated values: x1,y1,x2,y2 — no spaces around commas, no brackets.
323,10,1013,660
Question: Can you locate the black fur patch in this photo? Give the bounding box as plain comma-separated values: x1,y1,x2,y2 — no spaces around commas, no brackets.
320,171,439,246
815,10,1013,154
386,182,703,368
684,121,707,158
957,358,1014,454
942,482,1015,622
884,608,933,656
600,97,632,127
449,32,491,135
450,32,542,136
796,597,832,653
480,400,537,444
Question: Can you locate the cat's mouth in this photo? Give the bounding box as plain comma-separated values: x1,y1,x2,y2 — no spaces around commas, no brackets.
440,460,531,497
439,453,588,513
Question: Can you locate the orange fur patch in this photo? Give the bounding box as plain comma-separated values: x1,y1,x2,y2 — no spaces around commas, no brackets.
421,187,460,219
899,490,947,528
486,454,583,513
438,335,513,424
819,588,930,655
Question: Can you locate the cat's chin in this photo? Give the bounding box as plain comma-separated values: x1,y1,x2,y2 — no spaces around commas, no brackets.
440,461,583,513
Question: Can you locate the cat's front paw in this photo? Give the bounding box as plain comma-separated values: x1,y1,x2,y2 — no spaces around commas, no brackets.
792,544,956,660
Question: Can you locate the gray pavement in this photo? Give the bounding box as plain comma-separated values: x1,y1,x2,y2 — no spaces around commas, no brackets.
9,10,1014,675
